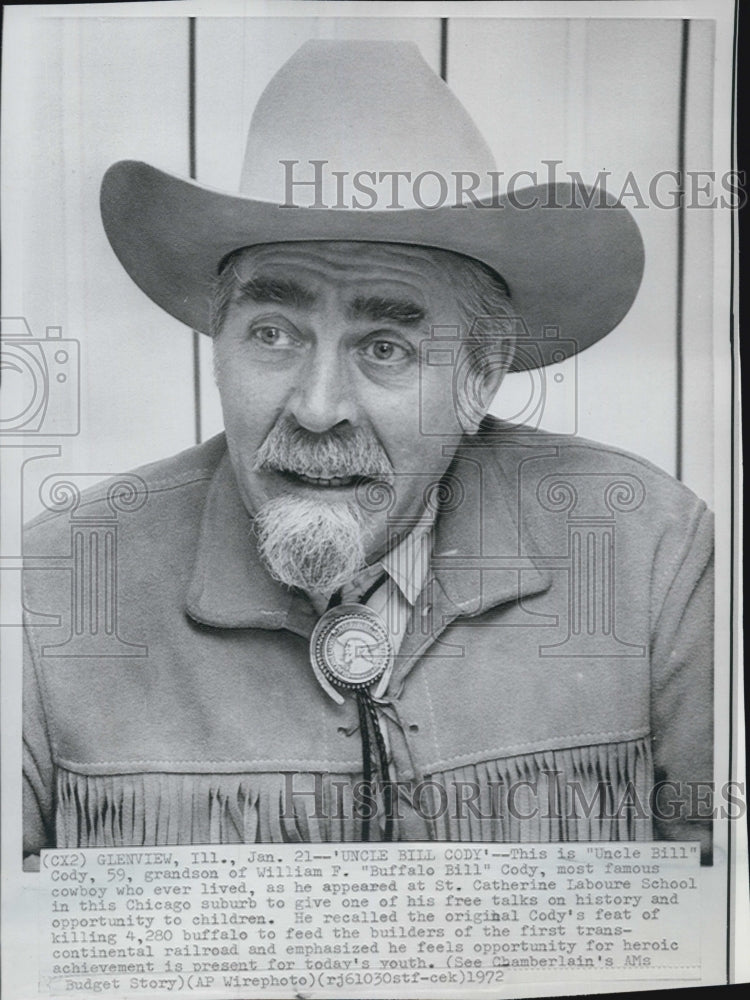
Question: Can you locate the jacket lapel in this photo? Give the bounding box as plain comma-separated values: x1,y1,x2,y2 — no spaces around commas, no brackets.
391,437,552,690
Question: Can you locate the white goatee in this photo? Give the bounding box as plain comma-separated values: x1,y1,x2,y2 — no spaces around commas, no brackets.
253,495,368,595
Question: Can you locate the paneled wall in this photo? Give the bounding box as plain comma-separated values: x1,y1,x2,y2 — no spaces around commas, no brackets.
5,14,715,519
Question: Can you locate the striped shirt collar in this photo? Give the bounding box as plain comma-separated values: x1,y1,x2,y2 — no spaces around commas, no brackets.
307,504,436,615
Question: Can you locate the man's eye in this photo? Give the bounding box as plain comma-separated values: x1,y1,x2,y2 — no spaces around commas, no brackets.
361,340,409,363
251,326,296,347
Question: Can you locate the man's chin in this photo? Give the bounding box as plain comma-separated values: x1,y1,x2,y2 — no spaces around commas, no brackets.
252,493,369,595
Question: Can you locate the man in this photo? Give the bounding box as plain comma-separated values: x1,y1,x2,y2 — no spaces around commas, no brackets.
23,41,712,859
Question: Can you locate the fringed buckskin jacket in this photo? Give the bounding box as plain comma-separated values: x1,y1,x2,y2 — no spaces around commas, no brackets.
23,423,713,856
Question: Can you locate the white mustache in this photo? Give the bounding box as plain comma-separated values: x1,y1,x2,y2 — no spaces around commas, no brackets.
253,414,394,481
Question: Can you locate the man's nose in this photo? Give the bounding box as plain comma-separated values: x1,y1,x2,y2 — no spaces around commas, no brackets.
286,350,357,433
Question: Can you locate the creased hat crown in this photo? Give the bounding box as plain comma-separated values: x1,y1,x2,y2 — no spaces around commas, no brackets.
240,40,497,207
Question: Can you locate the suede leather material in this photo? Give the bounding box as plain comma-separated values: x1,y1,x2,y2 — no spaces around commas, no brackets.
23,423,713,850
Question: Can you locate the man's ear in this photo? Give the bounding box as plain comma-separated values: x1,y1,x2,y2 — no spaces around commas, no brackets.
456,344,512,435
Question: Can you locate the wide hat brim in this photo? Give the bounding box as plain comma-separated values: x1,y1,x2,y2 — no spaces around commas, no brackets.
101,160,644,372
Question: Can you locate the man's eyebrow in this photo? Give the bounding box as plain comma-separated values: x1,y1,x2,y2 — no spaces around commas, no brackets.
346,295,426,326
234,275,317,309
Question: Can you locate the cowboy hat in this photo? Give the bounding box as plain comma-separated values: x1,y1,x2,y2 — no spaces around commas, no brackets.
100,39,644,371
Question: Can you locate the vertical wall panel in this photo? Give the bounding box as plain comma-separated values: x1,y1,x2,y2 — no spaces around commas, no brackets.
194,17,442,443
681,21,715,506
14,18,195,520
449,20,571,179
449,18,683,480
576,19,682,476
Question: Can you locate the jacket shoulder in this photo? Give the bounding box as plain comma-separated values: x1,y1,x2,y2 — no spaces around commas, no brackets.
481,420,711,519
478,422,713,589
24,434,227,552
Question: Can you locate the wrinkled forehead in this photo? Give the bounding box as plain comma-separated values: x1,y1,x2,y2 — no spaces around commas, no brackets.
225,241,462,313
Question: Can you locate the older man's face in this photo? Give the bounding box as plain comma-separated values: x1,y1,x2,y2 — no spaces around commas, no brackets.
214,241,472,576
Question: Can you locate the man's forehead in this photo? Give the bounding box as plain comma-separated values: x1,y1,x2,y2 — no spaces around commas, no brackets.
228,241,457,298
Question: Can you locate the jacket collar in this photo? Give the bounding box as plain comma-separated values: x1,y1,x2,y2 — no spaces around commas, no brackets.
185,433,551,634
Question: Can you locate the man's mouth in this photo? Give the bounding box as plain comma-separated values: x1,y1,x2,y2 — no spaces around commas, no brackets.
275,469,362,489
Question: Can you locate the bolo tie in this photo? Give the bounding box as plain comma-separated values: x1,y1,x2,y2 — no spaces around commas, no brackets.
309,572,394,842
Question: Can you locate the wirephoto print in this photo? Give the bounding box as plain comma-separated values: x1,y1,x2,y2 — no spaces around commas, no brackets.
1,1,744,997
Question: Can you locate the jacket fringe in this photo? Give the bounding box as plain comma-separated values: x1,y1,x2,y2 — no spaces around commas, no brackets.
55,736,653,846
